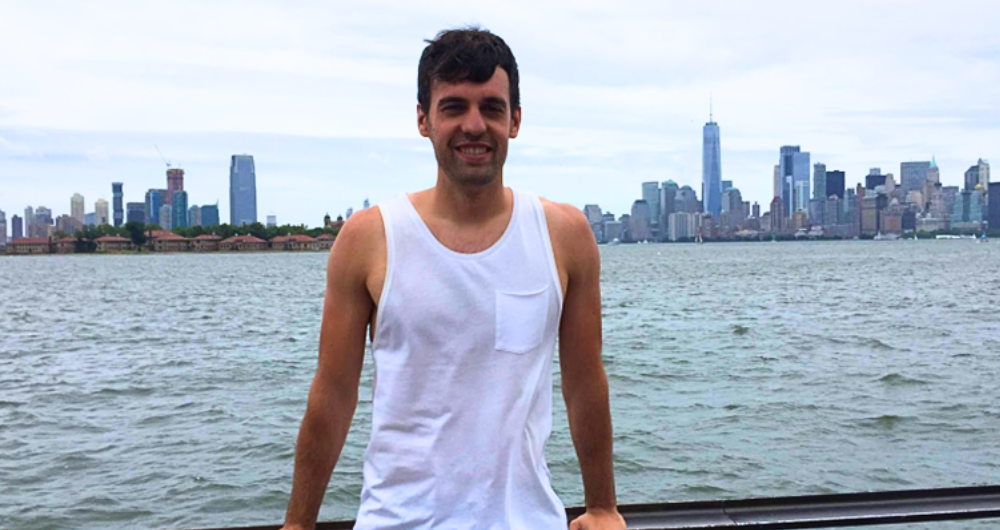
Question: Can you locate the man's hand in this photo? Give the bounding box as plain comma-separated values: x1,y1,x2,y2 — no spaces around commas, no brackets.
569,508,627,530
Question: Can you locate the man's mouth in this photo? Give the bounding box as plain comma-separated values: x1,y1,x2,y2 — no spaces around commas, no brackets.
454,143,493,162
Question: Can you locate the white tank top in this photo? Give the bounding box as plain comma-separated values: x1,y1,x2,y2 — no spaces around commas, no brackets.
354,188,566,530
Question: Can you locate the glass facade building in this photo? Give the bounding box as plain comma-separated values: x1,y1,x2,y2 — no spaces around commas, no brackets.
145,189,166,228
172,191,189,229
126,202,145,224
112,182,124,226
779,146,810,216
201,204,220,227
900,162,931,194
230,154,257,226
702,120,722,217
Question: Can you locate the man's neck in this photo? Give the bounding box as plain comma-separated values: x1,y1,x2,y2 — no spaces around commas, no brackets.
429,172,510,226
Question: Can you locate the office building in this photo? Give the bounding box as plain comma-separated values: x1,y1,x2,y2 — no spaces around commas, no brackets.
813,163,827,200
189,205,202,227
201,203,220,227
95,199,109,225
826,170,846,199
702,113,722,217
900,162,931,195
660,181,679,235
85,213,95,226
773,165,781,199
676,185,701,214
166,168,184,205
126,202,146,224
721,186,744,230
988,183,1000,230
145,189,166,228
865,168,887,190
159,204,172,230
230,154,257,225
24,207,33,233
583,205,602,224
11,214,23,240
266,214,277,228
604,221,623,243
667,212,698,241
642,181,661,222
71,193,85,224
55,214,81,235
779,146,810,216
630,200,652,242
0,210,5,247
112,182,124,226
172,191,189,229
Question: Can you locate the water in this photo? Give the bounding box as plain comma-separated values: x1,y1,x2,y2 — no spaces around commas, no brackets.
1,241,998,530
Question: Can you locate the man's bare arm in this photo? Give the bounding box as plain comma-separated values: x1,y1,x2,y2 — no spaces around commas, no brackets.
282,209,381,530
547,202,624,529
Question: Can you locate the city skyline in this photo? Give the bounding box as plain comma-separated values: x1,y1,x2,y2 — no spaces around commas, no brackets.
1,1,998,224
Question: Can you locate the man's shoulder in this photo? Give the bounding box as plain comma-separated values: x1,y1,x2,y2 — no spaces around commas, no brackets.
539,197,591,239
336,206,385,245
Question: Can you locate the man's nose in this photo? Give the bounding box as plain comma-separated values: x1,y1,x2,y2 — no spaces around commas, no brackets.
460,108,487,136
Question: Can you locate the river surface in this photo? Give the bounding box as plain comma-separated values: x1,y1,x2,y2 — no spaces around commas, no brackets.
1,241,998,530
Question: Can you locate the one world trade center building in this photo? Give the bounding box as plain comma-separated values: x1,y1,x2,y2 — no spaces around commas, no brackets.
702,112,722,218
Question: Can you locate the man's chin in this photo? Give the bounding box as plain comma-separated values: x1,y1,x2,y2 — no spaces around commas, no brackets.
444,167,499,187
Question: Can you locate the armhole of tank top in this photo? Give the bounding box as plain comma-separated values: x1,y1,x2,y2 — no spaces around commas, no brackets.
371,201,395,351
533,195,564,310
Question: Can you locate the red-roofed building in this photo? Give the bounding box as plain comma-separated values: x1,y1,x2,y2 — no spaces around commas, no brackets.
313,233,335,251
270,234,315,251
220,235,267,251
191,234,222,252
95,235,133,252
7,238,52,255
55,237,78,254
149,230,190,252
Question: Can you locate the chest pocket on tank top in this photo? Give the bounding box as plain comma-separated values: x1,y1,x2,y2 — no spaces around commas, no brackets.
494,286,550,354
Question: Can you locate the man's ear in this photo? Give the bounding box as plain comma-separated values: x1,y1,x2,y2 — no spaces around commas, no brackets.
417,104,431,138
509,106,522,139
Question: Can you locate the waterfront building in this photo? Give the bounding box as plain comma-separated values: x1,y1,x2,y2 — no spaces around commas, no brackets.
171,191,189,229
201,203,220,227
191,234,222,252
826,170,846,200
145,189,166,227
988,183,1000,230
95,235,132,252
590,222,604,243
112,182,124,226
230,154,257,226
583,204,602,224
779,146,810,216
880,200,905,234
220,234,267,251
149,230,189,252
55,237,76,254
951,189,985,230
313,233,336,250
667,212,697,241
642,182,661,223
159,204,172,230
702,114,722,217
813,163,827,201
6,238,52,254
861,193,888,236
267,214,277,228
270,234,316,251
900,161,931,195
0,210,6,248
188,205,202,227
166,168,184,205
629,200,652,242
11,214,23,241
71,193,85,224
95,199,109,225
604,221,624,243
126,202,146,224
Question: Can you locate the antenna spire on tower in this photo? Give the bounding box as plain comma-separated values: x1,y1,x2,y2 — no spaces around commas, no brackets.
710,94,714,123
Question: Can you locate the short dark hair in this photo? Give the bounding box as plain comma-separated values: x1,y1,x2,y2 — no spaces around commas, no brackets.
418,27,520,115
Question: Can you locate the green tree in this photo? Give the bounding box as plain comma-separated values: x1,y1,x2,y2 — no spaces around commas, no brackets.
248,222,268,240
124,221,147,249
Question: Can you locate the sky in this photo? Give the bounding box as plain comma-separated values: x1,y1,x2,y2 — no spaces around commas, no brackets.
1,0,998,227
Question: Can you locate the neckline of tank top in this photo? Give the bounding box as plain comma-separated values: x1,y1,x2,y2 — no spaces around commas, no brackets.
401,188,521,260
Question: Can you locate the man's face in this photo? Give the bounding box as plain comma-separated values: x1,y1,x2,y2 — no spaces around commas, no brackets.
418,67,521,187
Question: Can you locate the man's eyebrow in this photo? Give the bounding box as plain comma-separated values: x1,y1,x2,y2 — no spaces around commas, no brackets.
437,96,468,107
482,97,508,109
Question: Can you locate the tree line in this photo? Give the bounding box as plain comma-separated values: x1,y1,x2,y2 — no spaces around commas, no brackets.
57,222,341,253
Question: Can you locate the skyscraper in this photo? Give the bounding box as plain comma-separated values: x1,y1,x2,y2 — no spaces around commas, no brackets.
166,168,184,205
266,214,277,228
826,170,846,199
172,191,189,229
12,214,23,241
95,199,109,225
988,182,1000,230
201,203,220,227
702,112,722,217
112,182,124,226
773,165,780,199
630,200,652,242
71,193,85,224
813,163,827,200
188,205,202,227
159,204,172,230
583,205,603,224
659,180,679,234
127,202,146,224
24,207,33,232
230,154,257,226
779,146,810,216
642,181,661,223
0,209,6,247
145,189,166,227
901,161,931,195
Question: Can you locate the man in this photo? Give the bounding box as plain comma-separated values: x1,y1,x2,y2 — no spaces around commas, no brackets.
281,28,623,530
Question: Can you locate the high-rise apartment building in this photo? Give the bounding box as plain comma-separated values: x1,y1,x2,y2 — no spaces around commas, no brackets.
12,214,23,241
813,163,827,200
201,203,220,227
779,146,810,216
159,204,172,230
826,170,846,199
95,199,109,225
24,207,33,232
702,115,722,217
112,182,124,226
126,202,146,224
188,205,202,227
172,191,189,229
230,154,257,226
145,189,166,228
71,193,85,224
642,181,661,223
166,169,184,205
900,162,931,195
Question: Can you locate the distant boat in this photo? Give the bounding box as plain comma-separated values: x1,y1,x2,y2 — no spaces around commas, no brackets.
874,232,900,241
609,238,621,246
695,234,704,244
978,233,989,243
